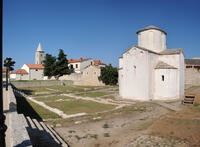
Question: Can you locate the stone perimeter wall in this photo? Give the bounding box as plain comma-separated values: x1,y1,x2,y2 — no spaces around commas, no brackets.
11,80,73,88
185,68,200,89
4,86,32,147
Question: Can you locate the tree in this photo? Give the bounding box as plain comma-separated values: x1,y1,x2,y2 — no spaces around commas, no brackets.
98,64,118,85
4,57,15,71
54,49,72,79
43,54,56,78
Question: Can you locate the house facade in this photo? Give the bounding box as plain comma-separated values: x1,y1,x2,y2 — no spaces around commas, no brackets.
68,58,93,73
68,58,106,73
10,69,29,80
119,26,184,101
21,64,44,80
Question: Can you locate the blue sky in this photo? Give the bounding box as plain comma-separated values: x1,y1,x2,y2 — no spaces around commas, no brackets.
3,0,200,70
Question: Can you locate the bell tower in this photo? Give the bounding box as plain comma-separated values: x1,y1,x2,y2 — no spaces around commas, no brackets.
35,43,44,64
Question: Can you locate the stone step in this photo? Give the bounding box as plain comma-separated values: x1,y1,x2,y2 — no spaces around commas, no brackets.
32,119,44,131
46,124,68,147
40,121,61,144
26,116,36,129
26,116,64,146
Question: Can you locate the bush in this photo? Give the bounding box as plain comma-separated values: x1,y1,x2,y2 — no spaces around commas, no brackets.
98,64,118,85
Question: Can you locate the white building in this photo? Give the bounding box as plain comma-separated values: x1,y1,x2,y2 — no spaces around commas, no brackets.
10,43,45,80
21,64,44,80
68,58,104,73
10,69,29,80
119,25,184,101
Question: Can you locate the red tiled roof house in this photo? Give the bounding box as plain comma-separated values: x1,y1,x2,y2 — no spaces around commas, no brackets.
21,64,44,80
68,58,93,73
10,69,29,80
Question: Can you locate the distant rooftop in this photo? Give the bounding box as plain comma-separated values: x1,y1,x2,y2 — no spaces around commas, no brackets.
68,58,91,63
11,69,28,74
25,64,44,69
136,25,167,35
185,59,200,65
94,60,105,65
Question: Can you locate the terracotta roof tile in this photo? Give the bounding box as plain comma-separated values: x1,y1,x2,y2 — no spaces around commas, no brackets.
2,68,6,72
25,64,44,69
68,58,91,63
11,69,28,74
94,60,105,65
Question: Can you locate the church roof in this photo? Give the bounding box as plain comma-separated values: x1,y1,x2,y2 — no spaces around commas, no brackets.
155,61,177,69
136,25,167,35
159,48,184,55
25,64,44,69
120,46,184,58
11,69,28,74
36,43,43,52
185,59,200,65
121,45,159,56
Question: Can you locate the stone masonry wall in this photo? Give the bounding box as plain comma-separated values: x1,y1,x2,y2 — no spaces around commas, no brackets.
11,80,73,88
185,67,200,89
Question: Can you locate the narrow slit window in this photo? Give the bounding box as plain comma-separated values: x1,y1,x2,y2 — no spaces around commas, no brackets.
162,75,164,81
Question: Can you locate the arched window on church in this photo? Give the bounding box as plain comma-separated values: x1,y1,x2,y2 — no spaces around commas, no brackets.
162,75,164,81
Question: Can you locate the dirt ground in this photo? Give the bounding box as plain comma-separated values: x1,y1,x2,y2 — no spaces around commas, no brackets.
51,86,200,147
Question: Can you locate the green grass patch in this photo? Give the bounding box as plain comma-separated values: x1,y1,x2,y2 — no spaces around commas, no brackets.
76,91,113,98
34,96,73,103
45,99,116,114
89,134,98,139
47,85,105,93
104,133,110,137
68,130,76,133
27,99,60,119
18,87,54,95
103,123,109,128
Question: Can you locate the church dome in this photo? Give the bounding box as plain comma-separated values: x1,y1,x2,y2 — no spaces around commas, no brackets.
136,25,167,35
137,25,167,53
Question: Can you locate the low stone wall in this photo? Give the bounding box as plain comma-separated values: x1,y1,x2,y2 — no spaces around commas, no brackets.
185,68,200,88
11,80,73,88
4,86,32,147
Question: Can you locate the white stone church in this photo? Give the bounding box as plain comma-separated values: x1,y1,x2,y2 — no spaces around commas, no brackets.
119,26,184,101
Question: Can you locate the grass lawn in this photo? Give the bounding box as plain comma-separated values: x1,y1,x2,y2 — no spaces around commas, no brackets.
76,91,114,98
27,99,61,119
18,86,54,95
45,99,116,114
34,96,73,103
46,85,105,93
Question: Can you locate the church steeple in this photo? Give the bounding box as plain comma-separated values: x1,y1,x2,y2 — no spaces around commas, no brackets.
35,43,44,64
36,42,43,52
